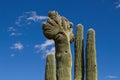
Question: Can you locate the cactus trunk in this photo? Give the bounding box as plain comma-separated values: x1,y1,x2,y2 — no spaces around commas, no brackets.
55,41,72,80
74,24,84,80
86,29,97,80
45,54,56,80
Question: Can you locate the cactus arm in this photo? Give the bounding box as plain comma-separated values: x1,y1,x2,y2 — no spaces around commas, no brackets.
74,24,84,80
45,54,56,80
86,29,98,80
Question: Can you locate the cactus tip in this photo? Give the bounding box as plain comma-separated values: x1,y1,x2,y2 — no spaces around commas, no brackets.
77,24,83,27
47,53,55,56
88,28,95,32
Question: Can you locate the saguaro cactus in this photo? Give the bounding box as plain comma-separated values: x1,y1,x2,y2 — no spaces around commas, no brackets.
43,11,98,80
45,54,56,80
43,11,74,80
74,24,84,80
86,29,97,80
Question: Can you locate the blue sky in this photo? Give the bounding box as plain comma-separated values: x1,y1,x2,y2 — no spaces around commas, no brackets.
0,0,120,80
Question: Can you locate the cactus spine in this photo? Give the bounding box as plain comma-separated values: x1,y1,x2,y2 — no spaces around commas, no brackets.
74,24,84,80
86,29,97,80
45,54,56,80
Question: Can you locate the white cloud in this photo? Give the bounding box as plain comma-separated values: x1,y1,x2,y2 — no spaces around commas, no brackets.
42,47,55,58
15,11,48,26
35,40,54,51
10,54,15,57
116,4,120,8
40,40,54,50
10,42,24,51
27,15,48,22
8,11,47,37
9,32,22,36
46,47,55,54
8,27,16,32
8,27,22,36
34,40,55,55
115,0,120,8
10,32,16,36
106,75,119,79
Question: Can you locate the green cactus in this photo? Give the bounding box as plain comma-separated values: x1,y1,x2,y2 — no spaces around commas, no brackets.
86,29,97,80
55,41,72,80
43,11,98,80
45,54,56,80
74,24,84,80
43,11,74,80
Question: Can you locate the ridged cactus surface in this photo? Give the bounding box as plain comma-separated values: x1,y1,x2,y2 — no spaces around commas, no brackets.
74,24,84,80
45,54,56,80
55,42,72,80
43,11,74,80
43,11,98,80
86,29,97,80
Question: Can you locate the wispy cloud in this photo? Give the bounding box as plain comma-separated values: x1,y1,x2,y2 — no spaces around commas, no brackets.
10,54,15,57
115,0,120,8
46,47,55,54
106,75,119,79
10,42,24,51
8,27,22,36
8,11,47,37
9,32,22,36
34,40,55,55
15,11,48,26
36,40,54,50
26,12,48,22
42,47,55,58
8,27,16,32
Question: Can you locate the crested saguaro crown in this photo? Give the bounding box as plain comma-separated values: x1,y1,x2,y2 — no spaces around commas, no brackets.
43,11,74,43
